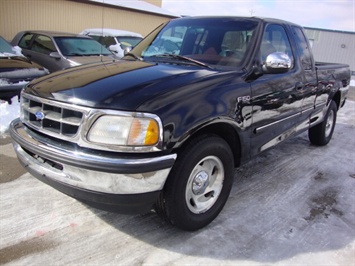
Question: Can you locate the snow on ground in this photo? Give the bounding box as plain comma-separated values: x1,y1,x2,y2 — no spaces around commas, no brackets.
0,96,20,137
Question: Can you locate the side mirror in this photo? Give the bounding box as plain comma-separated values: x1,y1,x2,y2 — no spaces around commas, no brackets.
108,44,119,53
49,52,61,59
263,52,292,74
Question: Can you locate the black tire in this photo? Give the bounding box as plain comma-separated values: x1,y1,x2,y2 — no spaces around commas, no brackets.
155,134,234,231
309,100,337,146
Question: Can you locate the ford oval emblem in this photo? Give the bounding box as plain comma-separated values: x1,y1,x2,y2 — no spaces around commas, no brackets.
35,111,45,120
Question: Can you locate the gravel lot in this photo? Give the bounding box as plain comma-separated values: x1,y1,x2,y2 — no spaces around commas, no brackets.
0,95,354,265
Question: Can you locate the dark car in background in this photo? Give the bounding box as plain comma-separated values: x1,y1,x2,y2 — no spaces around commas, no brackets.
0,36,48,104
11,31,118,73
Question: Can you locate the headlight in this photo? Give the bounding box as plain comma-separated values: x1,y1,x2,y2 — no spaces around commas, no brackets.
87,114,160,147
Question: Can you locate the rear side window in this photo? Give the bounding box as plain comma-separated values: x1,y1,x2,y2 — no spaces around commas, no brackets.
88,35,101,42
18,33,34,49
292,26,313,70
31,35,56,55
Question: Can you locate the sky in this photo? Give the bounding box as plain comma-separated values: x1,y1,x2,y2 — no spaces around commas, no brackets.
161,0,355,32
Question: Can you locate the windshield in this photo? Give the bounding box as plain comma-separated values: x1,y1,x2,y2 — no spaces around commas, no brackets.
0,36,18,56
54,37,113,56
130,17,259,68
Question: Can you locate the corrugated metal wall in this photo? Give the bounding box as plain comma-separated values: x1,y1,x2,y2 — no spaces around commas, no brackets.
0,0,173,41
304,28,355,72
144,0,162,7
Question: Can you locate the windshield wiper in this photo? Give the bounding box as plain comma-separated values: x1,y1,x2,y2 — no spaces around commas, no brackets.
124,52,143,61
149,54,212,69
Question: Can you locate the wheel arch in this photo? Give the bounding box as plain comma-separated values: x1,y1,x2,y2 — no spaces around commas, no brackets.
174,122,243,168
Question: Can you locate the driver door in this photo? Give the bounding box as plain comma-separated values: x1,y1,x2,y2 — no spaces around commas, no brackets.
250,24,304,155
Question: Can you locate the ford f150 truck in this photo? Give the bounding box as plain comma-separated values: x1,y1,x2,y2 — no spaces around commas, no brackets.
10,17,350,231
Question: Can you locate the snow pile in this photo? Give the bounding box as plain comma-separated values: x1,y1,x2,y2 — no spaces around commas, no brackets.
80,28,142,38
0,68,48,79
0,79,28,87
0,96,20,137
0,43,25,57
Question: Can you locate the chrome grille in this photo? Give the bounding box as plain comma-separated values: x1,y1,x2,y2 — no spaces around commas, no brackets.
21,94,85,138
18,92,164,153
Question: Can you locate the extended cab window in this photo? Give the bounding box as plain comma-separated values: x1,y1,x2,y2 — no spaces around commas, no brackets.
260,24,294,65
292,26,313,70
18,33,34,49
31,35,56,55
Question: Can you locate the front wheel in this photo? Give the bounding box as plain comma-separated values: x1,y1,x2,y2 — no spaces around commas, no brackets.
309,100,337,146
156,135,234,231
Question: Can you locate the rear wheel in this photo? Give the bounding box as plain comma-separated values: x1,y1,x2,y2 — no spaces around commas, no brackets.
155,135,234,231
309,100,337,146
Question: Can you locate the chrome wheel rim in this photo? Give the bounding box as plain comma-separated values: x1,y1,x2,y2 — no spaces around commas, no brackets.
185,156,224,214
325,109,335,138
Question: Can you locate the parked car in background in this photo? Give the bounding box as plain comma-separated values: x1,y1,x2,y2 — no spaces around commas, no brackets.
0,36,48,104
11,31,118,73
80,28,143,58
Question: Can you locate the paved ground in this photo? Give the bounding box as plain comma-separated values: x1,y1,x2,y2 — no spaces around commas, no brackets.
0,99,354,265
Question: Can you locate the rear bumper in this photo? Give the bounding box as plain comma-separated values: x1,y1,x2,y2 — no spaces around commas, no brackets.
10,118,176,213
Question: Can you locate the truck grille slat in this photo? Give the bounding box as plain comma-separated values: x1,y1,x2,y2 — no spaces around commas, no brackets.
21,94,85,138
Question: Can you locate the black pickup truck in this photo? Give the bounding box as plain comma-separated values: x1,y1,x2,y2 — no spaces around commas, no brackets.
10,17,350,231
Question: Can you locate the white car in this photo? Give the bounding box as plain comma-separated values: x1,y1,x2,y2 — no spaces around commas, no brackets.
80,28,143,58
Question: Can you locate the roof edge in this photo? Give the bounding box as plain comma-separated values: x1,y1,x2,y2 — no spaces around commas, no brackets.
304,26,355,35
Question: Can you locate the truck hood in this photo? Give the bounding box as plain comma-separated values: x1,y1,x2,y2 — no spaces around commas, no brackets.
25,60,223,110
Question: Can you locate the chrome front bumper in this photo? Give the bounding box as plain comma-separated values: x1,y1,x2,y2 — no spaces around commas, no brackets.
10,119,176,195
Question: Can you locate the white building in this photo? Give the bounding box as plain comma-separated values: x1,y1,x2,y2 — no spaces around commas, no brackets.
304,27,355,76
